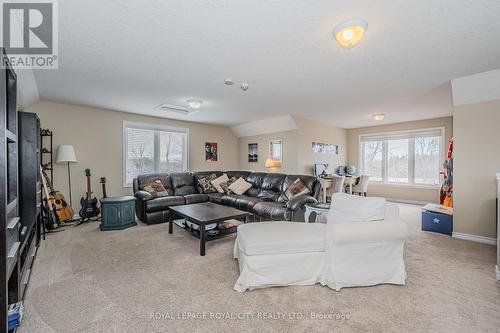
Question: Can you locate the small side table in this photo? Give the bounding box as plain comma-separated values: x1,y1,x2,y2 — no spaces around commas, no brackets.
304,203,330,223
100,196,137,231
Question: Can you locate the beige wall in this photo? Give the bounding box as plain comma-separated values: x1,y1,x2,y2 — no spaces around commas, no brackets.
237,117,347,175
346,117,453,203
453,100,500,239
25,101,238,200
238,130,298,174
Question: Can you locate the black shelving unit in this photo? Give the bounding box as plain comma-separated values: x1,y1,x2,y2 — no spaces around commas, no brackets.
41,130,53,185
18,112,41,300
1,47,20,333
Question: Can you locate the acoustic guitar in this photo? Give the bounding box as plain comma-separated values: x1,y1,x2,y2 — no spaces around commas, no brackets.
40,167,59,230
41,168,74,222
79,168,100,221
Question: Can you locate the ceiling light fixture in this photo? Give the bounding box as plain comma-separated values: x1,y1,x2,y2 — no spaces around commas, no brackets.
240,83,249,91
373,113,385,121
224,78,234,85
187,98,203,109
333,19,368,49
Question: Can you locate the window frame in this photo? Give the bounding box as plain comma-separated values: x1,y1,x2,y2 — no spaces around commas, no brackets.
122,121,189,187
358,127,445,189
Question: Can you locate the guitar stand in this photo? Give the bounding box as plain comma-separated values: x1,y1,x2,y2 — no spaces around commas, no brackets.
40,219,65,240
73,216,101,227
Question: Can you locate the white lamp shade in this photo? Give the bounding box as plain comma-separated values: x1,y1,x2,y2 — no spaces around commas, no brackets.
56,145,77,163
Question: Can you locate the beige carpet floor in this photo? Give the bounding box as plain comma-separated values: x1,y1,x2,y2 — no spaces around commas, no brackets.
18,204,500,333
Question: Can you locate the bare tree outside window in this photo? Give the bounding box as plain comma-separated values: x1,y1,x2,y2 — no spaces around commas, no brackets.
361,131,442,186
415,136,440,185
362,141,383,181
124,125,188,186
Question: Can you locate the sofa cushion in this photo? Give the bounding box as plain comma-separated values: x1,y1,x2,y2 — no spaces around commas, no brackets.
279,175,318,203
211,174,229,193
193,171,223,193
170,173,198,196
221,194,264,212
257,190,280,202
207,193,225,204
135,173,174,195
257,173,285,202
284,178,310,200
184,194,210,205
253,202,291,221
237,222,326,256
145,196,186,213
198,174,218,194
220,177,238,194
225,171,251,180
246,172,266,188
140,179,169,198
228,177,253,195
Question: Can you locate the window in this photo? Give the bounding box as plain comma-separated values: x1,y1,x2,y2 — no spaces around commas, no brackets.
359,128,443,187
123,122,188,187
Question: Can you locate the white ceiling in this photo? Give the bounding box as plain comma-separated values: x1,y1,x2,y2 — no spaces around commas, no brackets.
33,0,500,128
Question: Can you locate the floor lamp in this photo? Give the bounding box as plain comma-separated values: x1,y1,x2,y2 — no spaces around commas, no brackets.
56,145,77,206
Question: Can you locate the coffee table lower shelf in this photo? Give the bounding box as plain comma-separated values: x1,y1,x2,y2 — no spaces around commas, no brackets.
168,202,249,256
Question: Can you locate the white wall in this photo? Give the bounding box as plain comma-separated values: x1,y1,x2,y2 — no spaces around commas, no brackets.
237,117,347,175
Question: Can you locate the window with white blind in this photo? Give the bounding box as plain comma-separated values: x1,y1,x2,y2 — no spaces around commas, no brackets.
123,122,189,187
359,128,444,187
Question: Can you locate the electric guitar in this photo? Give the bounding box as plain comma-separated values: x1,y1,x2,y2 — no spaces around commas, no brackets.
79,169,100,220
40,167,59,230
41,168,74,222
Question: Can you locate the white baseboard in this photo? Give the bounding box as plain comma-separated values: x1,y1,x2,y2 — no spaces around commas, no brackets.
452,232,497,245
496,265,500,282
386,198,427,206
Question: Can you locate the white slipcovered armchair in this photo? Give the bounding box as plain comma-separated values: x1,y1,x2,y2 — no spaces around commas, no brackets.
233,193,408,292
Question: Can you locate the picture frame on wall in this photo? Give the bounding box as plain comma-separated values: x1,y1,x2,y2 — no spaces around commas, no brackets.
269,139,283,162
205,142,218,162
248,143,258,162
312,142,338,155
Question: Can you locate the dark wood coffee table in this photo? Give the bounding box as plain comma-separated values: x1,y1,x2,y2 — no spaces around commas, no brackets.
168,202,249,256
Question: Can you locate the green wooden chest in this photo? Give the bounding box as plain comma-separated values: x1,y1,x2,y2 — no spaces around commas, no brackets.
100,196,137,231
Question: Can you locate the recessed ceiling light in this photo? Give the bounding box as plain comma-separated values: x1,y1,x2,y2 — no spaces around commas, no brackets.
187,98,203,109
224,78,234,85
373,113,385,121
333,19,368,49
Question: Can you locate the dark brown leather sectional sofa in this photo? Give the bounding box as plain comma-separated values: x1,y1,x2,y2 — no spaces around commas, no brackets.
133,171,320,224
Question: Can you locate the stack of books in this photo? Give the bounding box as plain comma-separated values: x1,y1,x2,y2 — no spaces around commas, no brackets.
8,302,24,332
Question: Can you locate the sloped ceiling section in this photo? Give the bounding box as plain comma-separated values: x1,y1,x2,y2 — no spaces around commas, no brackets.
451,69,500,106
230,115,298,138
17,69,40,109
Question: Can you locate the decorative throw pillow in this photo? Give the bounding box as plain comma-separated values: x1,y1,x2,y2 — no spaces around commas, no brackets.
228,177,252,195
210,174,230,193
141,179,169,198
284,178,310,200
220,177,238,194
198,174,218,194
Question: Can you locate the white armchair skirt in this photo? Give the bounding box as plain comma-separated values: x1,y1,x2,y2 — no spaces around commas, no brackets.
233,222,327,292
